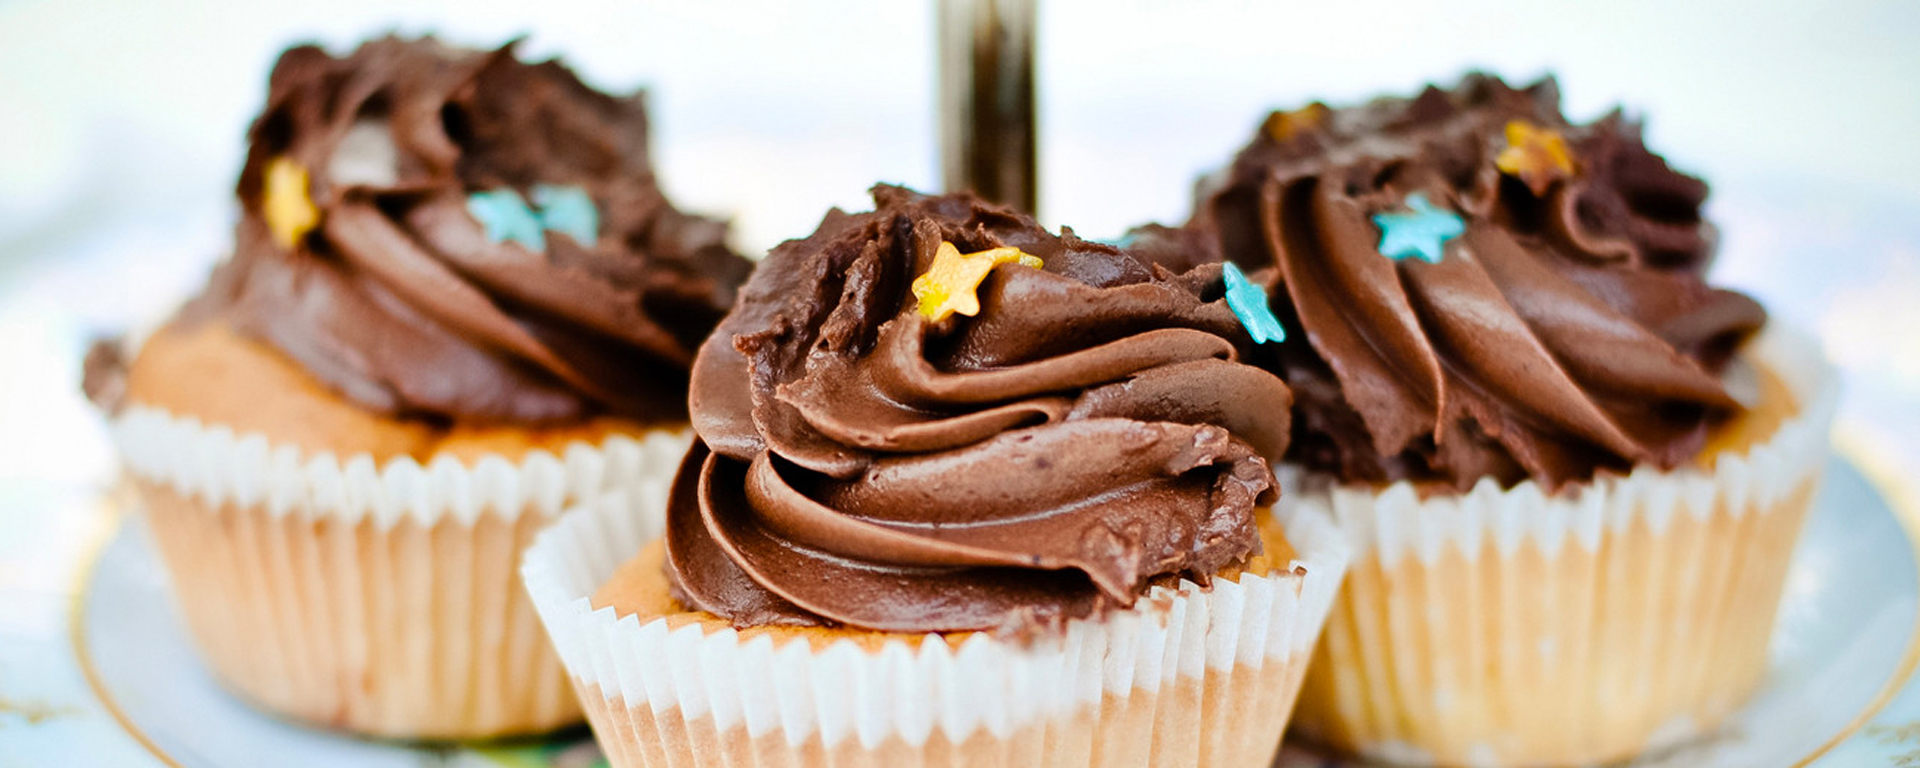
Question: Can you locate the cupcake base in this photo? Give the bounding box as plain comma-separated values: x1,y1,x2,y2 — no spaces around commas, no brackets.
106,323,693,739
137,481,579,739
579,665,1307,768
1288,327,1838,767
1295,477,1816,766
524,492,1350,768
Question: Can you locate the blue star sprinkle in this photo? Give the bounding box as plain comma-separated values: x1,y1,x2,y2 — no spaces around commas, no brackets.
531,184,600,246
467,186,604,251
466,189,546,251
1222,261,1286,344
1371,192,1465,264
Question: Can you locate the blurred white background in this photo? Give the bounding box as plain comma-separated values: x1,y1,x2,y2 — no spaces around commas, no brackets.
2,1,1920,763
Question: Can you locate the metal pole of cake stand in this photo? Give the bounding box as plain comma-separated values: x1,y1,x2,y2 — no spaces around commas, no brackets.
937,0,1037,214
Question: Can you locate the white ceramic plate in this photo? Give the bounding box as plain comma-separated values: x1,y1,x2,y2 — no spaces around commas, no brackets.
77,455,1918,768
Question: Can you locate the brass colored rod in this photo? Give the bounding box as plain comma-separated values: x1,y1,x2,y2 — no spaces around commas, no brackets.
938,0,1037,214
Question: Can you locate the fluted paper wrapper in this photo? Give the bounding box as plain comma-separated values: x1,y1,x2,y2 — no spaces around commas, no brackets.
522,489,1351,768
1289,327,1838,768
109,405,691,739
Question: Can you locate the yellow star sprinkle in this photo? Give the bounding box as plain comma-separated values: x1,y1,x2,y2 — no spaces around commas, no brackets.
263,156,320,249
911,242,1044,322
1495,121,1576,196
1263,102,1330,144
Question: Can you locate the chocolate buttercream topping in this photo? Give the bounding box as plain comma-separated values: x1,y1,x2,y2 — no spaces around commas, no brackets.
178,36,751,424
1194,74,1766,491
667,186,1292,634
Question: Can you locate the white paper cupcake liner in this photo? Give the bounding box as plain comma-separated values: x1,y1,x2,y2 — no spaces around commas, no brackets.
522,489,1351,767
109,404,692,739
111,404,692,528
1288,325,1839,767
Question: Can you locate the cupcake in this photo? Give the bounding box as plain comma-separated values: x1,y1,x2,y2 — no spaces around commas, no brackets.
1191,74,1837,766
82,36,751,739
521,186,1349,767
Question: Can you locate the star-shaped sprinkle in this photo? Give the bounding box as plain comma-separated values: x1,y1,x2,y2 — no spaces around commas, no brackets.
1372,192,1465,265
1222,262,1285,344
1263,102,1331,143
911,242,1044,322
467,189,546,251
263,157,319,249
1495,120,1575,196
531,184,600,246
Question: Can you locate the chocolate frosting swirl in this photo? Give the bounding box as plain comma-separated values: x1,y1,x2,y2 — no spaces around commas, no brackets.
1194,74,1766,491
667,186,1293,634
180,36,751,425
